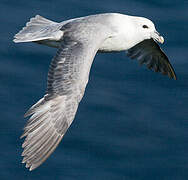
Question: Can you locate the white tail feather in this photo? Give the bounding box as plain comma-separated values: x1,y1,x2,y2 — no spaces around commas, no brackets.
13,15,63,43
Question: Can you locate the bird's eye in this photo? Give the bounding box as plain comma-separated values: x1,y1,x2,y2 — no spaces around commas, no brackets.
142,25,149,29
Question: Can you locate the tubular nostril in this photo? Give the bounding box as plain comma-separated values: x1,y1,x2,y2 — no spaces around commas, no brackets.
155,31,160,36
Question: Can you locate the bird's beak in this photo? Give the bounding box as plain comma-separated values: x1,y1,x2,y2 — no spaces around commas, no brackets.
152,31,164,44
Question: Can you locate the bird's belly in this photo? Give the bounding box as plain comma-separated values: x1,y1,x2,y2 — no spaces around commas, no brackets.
99,37,135,52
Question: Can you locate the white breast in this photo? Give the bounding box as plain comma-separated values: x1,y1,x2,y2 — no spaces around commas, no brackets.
99,36,130,52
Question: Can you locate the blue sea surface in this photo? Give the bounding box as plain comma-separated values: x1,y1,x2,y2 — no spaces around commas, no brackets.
1,0,188,179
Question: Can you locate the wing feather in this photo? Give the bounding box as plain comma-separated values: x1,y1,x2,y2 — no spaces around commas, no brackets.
21,29,106,170
127,39,177,80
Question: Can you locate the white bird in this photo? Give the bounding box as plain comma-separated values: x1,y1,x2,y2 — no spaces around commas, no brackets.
13,13,177,171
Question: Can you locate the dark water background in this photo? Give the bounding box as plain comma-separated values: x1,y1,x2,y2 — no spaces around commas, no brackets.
1,0,188,179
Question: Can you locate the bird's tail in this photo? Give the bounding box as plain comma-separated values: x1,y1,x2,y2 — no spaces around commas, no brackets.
13,15,63,43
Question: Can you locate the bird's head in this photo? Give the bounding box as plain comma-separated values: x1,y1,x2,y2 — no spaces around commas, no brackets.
133,16,164,44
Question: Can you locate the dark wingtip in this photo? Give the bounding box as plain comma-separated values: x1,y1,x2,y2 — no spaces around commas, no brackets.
167,63,177,80
172,74,177,80
169,74,177,80
126,39,177,81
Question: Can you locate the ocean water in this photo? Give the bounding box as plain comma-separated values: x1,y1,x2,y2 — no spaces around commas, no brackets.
1,0,188,179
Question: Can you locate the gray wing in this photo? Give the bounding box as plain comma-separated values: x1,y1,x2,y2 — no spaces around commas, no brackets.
21,30,105,170
126,39,177,80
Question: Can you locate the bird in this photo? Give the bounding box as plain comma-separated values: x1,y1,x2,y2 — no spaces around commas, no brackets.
13,13,177,171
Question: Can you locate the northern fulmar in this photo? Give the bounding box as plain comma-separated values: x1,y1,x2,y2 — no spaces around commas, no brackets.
13,13,177,171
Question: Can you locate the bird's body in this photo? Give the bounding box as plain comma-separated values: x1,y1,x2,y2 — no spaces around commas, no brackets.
13,13,176,171
14,13,162,51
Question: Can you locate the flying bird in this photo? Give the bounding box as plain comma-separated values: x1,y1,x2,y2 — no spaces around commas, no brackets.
13,13,177,171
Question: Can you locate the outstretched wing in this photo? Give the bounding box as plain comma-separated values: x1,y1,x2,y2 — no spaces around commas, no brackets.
21,29,106,170
126,39,177,80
